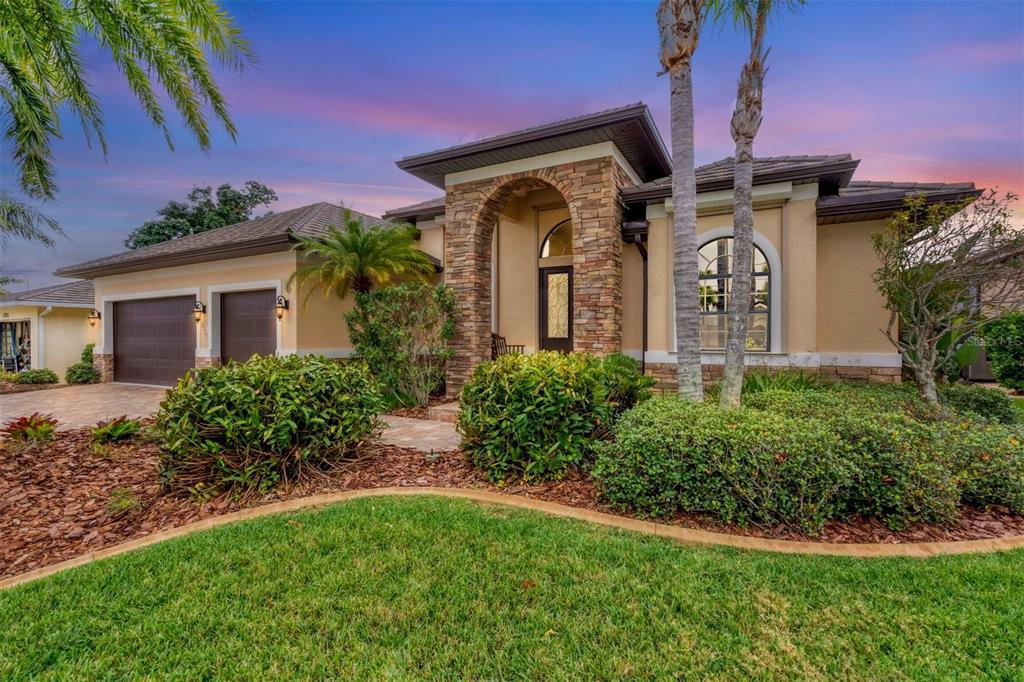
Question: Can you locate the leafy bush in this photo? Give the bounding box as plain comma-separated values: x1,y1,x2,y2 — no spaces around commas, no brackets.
458,352,612,483
592,397,853,532
0,371,17,383
16,369,58,384
743,369,828,394
1,413,59,443
65,344,100,384
943,421,1024,513
596,353,656,416
346,282,457,407
984,312,1024,392
939,382,1018,425
156,355,385,496
828,412,959,529
91,416,142,444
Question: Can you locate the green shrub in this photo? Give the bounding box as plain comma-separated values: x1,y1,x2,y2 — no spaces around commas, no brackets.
944,420,1024,512
984,312,1024,392
65,344,100,384
15,369,58,384
743,369,828,394
346,282,457,408
0,371,17,383
156,355,385,496
596,353,656,416
939,382,1018,425
592,397,853,532
91,416,142,444
1,413,59,443
457,352,612,483
828,412,959,529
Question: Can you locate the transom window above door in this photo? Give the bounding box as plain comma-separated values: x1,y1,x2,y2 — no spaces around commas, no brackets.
698,236,770,351
540,219,572,257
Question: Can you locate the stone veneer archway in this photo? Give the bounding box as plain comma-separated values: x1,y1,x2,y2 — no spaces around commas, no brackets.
443,156,634,395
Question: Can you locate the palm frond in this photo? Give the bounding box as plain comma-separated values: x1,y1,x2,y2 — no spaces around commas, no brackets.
0,193,62,246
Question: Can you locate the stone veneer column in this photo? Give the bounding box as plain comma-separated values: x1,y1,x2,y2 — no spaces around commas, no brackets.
93,352,114,382
443,157,631,397
194,356,221,369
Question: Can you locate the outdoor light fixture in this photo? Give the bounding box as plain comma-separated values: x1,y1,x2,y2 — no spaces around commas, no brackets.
87,308,101,327
275,295,289,320
192,300,206,323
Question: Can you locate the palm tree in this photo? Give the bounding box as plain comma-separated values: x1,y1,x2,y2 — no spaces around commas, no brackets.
658,0,709,400
719,0,801,408
289,212,435,300
0,0,251,243
0,273,25,297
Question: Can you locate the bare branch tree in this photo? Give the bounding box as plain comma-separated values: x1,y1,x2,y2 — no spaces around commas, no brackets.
872,191,1024,406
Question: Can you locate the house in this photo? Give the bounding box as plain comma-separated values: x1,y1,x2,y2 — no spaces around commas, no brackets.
0,280,98,378
57,103,979,390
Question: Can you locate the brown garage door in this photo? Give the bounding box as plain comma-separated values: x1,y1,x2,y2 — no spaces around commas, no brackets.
221,289,277,364
114,297,196,386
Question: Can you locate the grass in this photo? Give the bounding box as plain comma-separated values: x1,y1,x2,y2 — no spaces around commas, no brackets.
2,497,1022,680
1014,395,1024,419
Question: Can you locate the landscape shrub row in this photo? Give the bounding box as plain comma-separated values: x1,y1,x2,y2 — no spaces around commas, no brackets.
156,355,384,497
592,392,1023,533
457,352,654,483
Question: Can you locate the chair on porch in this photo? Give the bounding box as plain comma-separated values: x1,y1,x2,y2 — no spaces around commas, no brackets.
491,333,525,360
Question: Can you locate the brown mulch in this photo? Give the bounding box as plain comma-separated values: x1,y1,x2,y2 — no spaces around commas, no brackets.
387,395,452,420
0,382,64,395
4,429,1024,579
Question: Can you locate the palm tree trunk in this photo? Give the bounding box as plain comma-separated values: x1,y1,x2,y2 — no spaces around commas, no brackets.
720,4,768,408
670,63,704,400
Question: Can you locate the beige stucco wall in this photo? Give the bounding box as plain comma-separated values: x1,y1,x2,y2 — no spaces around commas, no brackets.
816,219,892,353
43,308,98,377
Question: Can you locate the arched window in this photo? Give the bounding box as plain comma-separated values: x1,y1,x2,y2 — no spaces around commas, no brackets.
540,219,573,257
698,237,770,351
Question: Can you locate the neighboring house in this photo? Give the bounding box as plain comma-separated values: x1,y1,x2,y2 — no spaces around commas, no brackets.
0,280,98,378
58,102,978,390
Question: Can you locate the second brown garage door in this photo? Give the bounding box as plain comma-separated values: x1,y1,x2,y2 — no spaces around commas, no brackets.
221,289,277,364
114,296,195,386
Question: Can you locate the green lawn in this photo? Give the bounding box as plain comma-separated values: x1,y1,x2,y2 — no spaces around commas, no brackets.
2,497,1021,680
1014,395,1024,418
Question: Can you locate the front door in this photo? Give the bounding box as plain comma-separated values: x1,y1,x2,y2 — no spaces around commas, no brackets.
539,266,572,352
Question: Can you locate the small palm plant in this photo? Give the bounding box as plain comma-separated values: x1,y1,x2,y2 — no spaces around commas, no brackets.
288,211,435,299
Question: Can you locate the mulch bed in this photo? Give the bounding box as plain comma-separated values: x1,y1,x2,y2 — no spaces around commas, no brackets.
387,395,452,420
4,428,1024,579
0,382,64,395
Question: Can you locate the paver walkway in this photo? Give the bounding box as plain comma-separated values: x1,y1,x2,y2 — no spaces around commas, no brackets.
0,383,167,430
381,415,461,451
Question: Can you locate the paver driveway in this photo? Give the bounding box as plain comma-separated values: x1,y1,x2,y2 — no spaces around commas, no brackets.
0,384,167,430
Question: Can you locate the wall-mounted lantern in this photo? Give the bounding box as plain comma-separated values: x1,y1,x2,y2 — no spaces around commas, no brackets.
275,295,289,320
192,300,206,323
88,308,101,327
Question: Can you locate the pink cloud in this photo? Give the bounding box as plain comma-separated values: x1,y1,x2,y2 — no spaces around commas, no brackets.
919,38,1024,67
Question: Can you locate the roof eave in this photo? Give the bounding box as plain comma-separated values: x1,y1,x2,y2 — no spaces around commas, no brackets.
56,234,294,279
816,188,983,224
0,300,93,309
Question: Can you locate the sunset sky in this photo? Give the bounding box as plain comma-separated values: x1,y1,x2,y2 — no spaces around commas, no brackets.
3,0,1022,289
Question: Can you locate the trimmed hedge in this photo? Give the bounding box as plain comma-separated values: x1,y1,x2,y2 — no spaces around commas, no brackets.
15,369,58,384
592,398,852,532
156,355,385,496
940,382,1018,425
984,312,1024,392
593,391,1024,533
457,352,655,483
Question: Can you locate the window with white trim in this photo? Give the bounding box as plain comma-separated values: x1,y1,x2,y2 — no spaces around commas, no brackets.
698,237,770,351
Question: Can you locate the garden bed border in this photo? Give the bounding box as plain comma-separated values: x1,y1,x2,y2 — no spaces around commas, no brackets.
5,486,1024,590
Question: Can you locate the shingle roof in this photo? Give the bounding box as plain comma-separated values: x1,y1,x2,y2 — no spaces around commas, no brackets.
57,203,381,278
384,196,446,221
0,279,94,307
396,102,672,188
621,154,860,201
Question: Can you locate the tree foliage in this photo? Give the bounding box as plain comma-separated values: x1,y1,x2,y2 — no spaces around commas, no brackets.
983,312,1024,392
0,0,251,244
124,182,277,249
346,283,458,407
288,212,435,299
872,191,1024,405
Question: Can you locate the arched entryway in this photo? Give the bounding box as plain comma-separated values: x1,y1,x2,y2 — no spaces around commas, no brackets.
443,159,630,395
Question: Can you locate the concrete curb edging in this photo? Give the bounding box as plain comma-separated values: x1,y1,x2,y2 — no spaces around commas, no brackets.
4,486,1024,591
